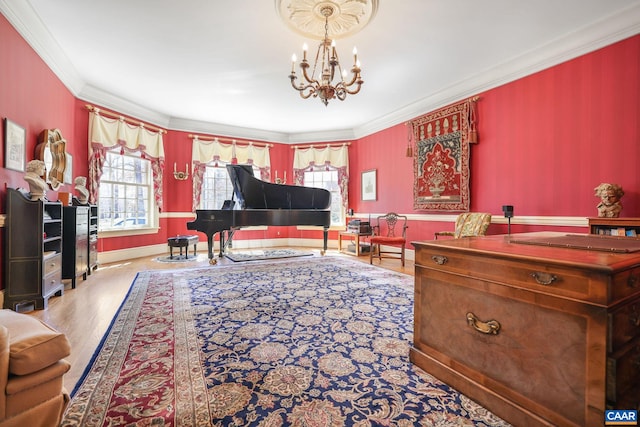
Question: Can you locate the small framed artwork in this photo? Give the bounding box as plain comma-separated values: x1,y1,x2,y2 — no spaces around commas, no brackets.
4,118,26,172
361,169,377,201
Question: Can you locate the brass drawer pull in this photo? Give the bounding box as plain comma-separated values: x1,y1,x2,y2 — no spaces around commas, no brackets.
629,274,639,289
530,272,558,285
466,312,501,335
431,255,448,265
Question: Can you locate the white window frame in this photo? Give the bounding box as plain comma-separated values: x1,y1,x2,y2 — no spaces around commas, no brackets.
199,162,260,210
303,166,345,227
97,149,157,234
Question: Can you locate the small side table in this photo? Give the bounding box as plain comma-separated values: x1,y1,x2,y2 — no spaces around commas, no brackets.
338,231,371,256
167,235,199,259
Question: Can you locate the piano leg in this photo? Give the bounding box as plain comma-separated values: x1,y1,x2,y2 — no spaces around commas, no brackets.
219,231,226,258
322,227,329,255
206,234,217,265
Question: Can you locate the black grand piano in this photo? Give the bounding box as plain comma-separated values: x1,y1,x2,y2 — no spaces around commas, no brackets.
187,164,331,263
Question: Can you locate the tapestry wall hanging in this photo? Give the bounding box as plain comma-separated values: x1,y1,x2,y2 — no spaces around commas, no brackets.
409,97,478,211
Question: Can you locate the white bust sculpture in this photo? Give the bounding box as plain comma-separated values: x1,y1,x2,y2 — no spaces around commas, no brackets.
24,159,47,201
74,176,89,204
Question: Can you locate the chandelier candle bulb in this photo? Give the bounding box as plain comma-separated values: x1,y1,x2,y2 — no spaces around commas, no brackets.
303,43,308,60
291,54,296,72
353,47,358,64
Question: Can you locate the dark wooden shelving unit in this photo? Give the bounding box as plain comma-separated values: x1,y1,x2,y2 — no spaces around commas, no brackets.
4,188,64,310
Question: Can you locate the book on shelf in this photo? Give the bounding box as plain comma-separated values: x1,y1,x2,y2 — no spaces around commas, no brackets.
626,229,638,237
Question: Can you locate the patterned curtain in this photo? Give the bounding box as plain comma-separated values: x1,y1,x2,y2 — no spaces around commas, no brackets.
409,97,478,211
191,137,271,211
87,109,165,210
293,144,349,211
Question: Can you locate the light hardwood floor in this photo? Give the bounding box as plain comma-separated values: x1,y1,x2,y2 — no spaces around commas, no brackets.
28,248,414,392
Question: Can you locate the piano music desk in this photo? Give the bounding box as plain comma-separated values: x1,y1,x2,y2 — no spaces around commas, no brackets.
338,231,371,256
167,235,199,259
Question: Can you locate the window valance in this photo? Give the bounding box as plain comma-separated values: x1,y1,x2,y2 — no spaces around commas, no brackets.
293,144,349,170
87,108,165,209
191,136,272,212
293,144,350,210
191,137,271,169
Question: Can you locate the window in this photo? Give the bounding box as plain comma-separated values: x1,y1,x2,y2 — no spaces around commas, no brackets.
303,167,344,226
199,163,259,210
98,150,155,231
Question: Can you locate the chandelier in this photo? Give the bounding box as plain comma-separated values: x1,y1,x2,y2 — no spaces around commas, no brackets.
288,5,363,106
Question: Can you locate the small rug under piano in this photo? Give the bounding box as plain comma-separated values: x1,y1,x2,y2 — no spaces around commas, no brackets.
225,248,313,262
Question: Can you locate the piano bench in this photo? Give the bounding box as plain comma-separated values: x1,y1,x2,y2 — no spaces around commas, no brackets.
167,235,199,259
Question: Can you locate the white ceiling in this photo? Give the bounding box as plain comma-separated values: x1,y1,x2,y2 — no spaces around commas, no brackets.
2,0,639,143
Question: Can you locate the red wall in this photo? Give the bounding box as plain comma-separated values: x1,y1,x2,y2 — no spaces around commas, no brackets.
0,14,81,204
2,10,640,271
0,14,85,289
350,35,640,242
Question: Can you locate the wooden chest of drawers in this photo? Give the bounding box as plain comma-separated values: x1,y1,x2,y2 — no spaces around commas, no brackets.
411,232,640,427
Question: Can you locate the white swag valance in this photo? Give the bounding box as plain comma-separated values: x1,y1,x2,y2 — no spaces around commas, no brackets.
191,137,271,169
191,137,272,211
293,144,349,170
293,144,349,210
88,109,165,209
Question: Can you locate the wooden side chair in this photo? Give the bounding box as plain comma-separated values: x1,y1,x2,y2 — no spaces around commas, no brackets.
370,213,408,266
434,212,492,239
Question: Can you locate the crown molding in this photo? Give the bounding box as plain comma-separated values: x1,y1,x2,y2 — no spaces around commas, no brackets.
78,84,172,129
168,116,290,143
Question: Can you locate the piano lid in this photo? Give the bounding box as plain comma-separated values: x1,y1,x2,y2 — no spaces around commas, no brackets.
227,164,331,210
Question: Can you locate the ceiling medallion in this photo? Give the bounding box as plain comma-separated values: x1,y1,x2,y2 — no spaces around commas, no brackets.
276,0,378,40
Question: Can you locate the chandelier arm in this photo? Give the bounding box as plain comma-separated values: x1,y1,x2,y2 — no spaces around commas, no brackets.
342,81,364,95
300,63,318,86
341,67,361,86
299,90,316,100
290,74,320,100
289,75,301,90
292,80,317,94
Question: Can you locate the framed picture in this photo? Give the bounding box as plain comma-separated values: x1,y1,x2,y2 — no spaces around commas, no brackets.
4,118,26,172
361,169,377,201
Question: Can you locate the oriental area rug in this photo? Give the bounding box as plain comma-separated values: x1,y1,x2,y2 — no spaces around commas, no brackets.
61,256,511,426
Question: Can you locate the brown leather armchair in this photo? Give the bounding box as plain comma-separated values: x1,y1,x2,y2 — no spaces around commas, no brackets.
0,309,71,427
434,212,492,239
